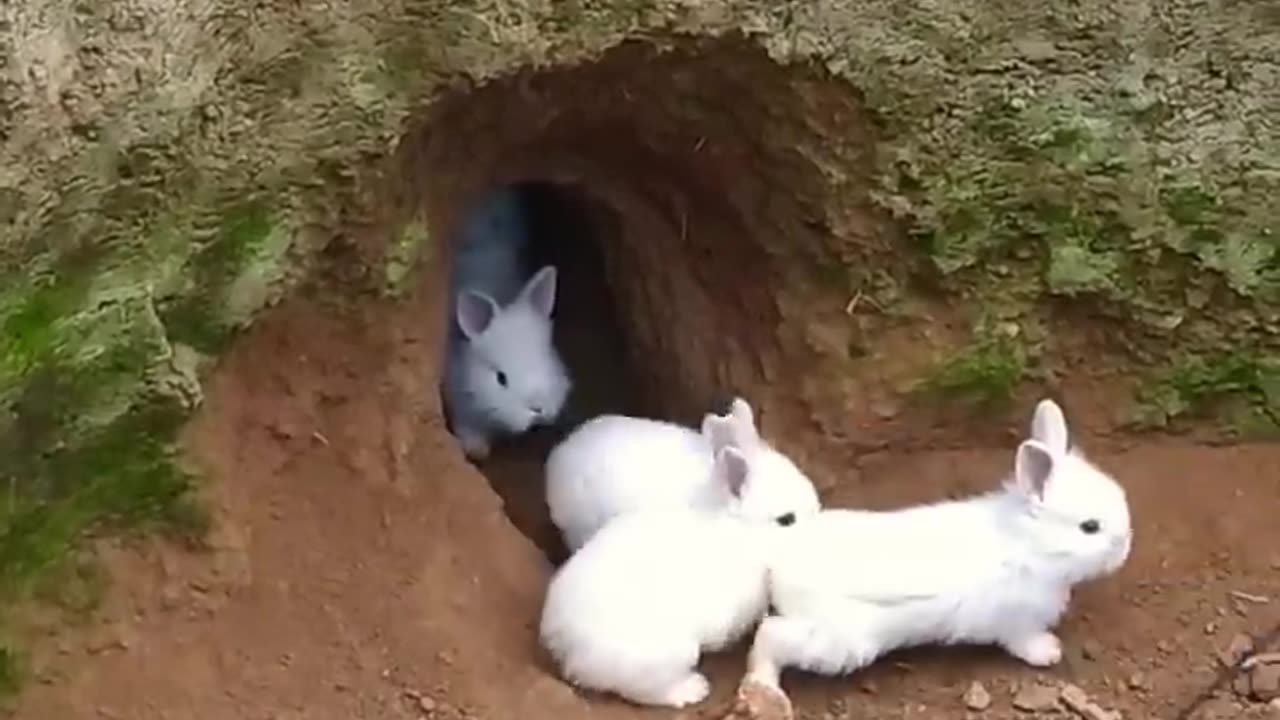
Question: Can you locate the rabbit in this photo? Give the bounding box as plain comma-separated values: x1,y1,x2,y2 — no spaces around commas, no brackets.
442,189,573,460
539,443,821,709
545,396,822,552
737,398,1133,704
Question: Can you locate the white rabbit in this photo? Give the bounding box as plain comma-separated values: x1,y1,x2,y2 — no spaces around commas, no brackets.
738,398,1133,704
442,189,572,460
539,443,819,709
545,397,821,552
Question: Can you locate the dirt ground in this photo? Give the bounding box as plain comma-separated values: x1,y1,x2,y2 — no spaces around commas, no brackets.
7,274,1280,720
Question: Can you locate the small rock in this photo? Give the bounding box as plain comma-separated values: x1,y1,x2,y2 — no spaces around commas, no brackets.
1060,683,1122,720
1013,683,1059,712
1127,672,1149,691
417,695,437,713
1249,661,1280,702
871,400,899,420
963,681,992,711
1081,639,1103,661
1222,633,1256,667
1236,671,1256,697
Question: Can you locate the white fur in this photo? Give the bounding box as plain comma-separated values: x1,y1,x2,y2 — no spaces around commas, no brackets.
545,397,822,552
539,446,813,708
745,398,1133,690
442,189,572,459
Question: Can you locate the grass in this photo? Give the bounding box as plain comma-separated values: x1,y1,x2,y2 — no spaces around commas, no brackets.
915,329,1029,408
1135,353,1280,435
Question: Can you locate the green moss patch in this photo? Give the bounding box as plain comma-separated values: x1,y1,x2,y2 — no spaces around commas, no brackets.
1135,353,1280,437
157,201,280,353
915,322,1030,409
384,219,431,296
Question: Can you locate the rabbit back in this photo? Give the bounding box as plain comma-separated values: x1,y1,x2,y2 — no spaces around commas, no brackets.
545,415,725,551
767,501,1070,657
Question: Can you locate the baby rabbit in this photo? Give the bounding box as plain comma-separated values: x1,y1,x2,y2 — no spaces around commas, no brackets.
739,398,1132,706
539,443,820,709
442,188,572,460
545,397,821,552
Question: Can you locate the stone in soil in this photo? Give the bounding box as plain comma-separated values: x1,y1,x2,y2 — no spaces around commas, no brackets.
1060,683,1121,720
963,681,992,711
1013,683,1059,713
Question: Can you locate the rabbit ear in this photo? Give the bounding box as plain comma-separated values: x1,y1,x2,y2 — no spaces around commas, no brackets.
715,445,751,499
701,414,737,456
518,265,558,318
1030,399,1070,453
456,290,500,339
727,397,761,447
1014,439,1056,501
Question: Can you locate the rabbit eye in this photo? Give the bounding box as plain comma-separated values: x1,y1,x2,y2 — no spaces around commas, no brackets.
1079,519,1101,535
495,370,508,387
775,512,796,527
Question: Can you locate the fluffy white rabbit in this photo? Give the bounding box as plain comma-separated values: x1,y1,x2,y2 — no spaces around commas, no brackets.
545,397,821,552
740,398,1133,701
442,189,572,460
539,443,819,709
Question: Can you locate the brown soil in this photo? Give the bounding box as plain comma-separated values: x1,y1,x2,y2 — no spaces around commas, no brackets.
7,33,1280,720
8,275,1280,720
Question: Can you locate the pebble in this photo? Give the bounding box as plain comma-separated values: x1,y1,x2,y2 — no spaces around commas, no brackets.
1013,683,1059,712
963,681,992,711
1222,633,1256,667
1081,639,1103,661
1060,683,1122,720
1127,672,1149,691
1248,661,1280,702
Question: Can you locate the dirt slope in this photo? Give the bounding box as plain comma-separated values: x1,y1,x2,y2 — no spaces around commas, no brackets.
10,283,1280,720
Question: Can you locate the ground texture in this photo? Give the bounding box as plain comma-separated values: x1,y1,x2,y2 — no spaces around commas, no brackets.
9,283,1280,720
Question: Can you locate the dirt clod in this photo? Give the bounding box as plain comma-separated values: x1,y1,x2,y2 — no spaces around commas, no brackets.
1081,639,1103,661
1127,671,1149,691
1239,657,1280,702
1013,683,1059,713
1223,634,1257,667
964,681,993,711
1059,684,1121,720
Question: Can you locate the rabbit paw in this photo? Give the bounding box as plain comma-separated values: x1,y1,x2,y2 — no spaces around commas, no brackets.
1005,631,1062,667
662,672,711,707
721,679,794,720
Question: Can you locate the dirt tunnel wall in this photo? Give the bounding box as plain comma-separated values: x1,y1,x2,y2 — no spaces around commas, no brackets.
397,37,892,497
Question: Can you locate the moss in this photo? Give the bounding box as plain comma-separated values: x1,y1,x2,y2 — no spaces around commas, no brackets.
384,219,431,296
0,645,22,699
0,398,200,603
157,201,277,354
0,247,106,392
1135,353,1280,435
916,323,1029,409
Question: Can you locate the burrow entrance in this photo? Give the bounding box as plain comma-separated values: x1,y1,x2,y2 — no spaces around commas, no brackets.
399,34,879,565
443,181,647,562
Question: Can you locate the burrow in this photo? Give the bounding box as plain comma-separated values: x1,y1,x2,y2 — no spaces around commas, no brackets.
394,34,885,561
